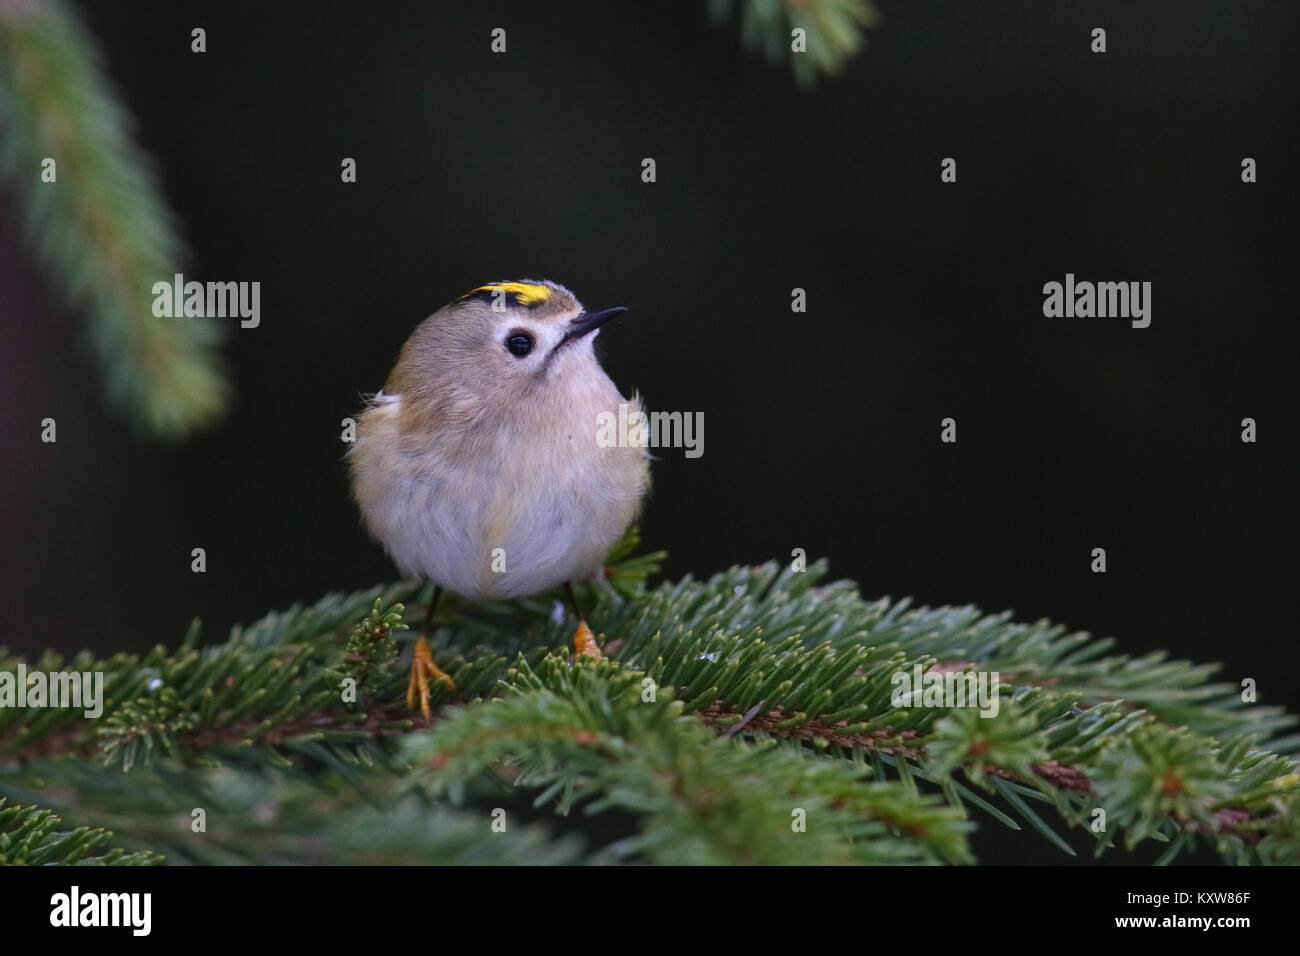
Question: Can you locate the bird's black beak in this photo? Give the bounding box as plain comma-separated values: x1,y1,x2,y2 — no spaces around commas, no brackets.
564,306,627,341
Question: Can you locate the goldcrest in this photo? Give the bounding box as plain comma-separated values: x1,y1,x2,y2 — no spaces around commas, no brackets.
348,280,650,714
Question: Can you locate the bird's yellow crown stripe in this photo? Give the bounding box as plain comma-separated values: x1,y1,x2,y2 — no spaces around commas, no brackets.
460,281,553,306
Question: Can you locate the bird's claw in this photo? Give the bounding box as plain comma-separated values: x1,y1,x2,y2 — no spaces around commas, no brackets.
573,620,603,660
406,635,455,718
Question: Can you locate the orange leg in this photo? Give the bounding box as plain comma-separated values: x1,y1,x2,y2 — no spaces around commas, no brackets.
406,635,455,718
406,586,455,718
564,582,603,659
572,620,603,659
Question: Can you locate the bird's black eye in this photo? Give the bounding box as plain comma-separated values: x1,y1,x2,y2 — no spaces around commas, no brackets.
505,331,534,357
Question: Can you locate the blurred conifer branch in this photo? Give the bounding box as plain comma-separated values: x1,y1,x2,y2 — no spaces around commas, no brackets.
0,797,160,864
1,530,1297,865
0,0,228,439
708,0,878,87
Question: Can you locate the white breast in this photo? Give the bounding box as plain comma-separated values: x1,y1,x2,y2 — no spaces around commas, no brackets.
350,384,648,601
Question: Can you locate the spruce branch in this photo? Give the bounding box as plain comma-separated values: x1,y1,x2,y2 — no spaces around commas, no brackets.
1,540,1295,864
0,763,592,864
406,656,973,864
0,797,160,865
708,0,878,87
337,597,407,688
0,0,229,437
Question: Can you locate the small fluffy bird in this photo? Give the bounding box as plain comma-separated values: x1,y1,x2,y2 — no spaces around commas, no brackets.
349,280,650,716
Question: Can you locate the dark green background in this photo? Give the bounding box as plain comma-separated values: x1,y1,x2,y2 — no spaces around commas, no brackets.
1,1,1296,862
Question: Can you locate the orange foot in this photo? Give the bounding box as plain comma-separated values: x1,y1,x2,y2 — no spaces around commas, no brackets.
573,620,603,660
406,635,455,718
